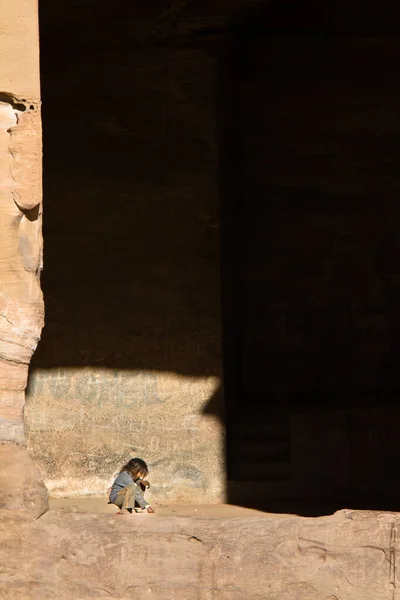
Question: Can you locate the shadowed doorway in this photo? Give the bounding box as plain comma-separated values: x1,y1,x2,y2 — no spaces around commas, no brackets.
222,0,400,514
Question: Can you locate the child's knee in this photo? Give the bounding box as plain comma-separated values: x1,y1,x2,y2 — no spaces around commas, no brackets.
125,484,137,492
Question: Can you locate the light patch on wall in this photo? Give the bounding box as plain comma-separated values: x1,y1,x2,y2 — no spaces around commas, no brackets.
0,100,19,129
25,368,225,502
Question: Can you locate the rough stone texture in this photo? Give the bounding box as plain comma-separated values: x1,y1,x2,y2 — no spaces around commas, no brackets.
0,442,48,518
25,370,223,500
21,0,400,508
25,28,224,501
0,509,398,599
0,0,47,516
0,0,41,99
0,102,43,403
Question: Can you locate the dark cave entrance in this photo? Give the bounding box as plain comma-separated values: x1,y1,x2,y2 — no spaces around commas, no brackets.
222,0,400,513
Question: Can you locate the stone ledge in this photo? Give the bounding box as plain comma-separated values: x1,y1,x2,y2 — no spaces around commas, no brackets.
0,508,397,599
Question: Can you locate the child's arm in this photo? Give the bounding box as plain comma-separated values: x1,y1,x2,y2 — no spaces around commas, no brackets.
136,477,150,491
134,483,155,513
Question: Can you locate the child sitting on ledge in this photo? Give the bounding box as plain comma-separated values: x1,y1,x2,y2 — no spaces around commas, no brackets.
109,457,155,515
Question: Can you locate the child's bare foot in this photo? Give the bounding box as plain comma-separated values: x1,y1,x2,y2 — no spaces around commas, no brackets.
117,508,133,516
147,507,155,514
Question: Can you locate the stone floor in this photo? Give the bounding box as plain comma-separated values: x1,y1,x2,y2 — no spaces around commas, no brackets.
48,496,272,518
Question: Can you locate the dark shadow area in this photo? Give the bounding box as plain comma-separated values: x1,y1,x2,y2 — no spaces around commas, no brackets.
32,0,400,515
35,2,222,379
221,0,400,514
31,0,226,498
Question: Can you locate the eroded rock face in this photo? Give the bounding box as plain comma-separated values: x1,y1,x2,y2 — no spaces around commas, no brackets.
0,508,397,599
0,101,43,436
26,370,224,502
0,442,48,518
25,38,224,503
0,100,47,517
0,0,47,516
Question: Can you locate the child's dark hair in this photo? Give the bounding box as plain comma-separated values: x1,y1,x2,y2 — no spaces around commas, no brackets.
121,457,149,479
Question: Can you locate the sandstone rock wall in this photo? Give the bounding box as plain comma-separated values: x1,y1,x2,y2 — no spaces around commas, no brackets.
25,32,224,501
24,0,400,506
0,0,48,517
0,100,42,445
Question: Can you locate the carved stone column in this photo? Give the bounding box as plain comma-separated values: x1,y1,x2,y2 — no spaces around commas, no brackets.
0,0,48,517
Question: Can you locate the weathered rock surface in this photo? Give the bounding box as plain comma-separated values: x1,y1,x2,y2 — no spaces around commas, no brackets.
0,509,397,599
25,370,224,502
26,33,224,502
0,0,47,517
0,442,48,519
0,100,43,442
